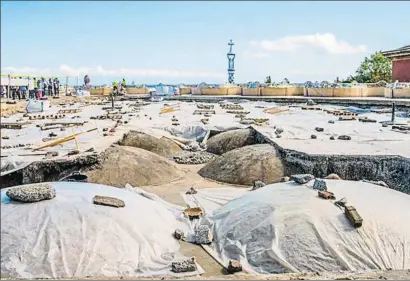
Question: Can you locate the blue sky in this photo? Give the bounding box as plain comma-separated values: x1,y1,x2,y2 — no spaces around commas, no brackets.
1,1,409,85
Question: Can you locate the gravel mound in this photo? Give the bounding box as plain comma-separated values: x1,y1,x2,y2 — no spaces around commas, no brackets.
86,146,185,187
199,144,285,185
118,131,182,157
6,183,56,202
206,128,256,155
170,151,217,165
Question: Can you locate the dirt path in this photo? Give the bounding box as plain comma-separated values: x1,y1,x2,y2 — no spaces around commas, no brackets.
139,164,244,277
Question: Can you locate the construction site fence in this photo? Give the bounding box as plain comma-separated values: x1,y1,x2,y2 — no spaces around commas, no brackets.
185,87,410,98
86,86,410,99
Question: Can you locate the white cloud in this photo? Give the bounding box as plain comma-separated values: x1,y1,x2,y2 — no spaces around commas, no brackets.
243,51,271,59
2,64,225,79
1,66,52,76
250,33,367,54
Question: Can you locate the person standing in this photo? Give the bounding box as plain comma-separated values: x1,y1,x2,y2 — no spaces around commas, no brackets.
48,78,53,96
53,78,60,97
42,77,47,96
19,85,27,99
112,81,118,94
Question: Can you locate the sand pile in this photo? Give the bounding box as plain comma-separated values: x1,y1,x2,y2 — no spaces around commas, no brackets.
206,128,256,155
1,182,202,278
191,180,410,274
199,144,284,185
86,146,185,187
119,131,182,157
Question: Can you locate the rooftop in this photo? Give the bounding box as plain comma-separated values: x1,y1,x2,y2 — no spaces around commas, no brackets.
381,45,410,59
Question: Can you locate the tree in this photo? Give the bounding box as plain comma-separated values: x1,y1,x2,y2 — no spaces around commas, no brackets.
352,52,392,83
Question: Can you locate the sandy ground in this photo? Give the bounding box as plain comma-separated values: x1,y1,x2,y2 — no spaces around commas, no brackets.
139,164,239,277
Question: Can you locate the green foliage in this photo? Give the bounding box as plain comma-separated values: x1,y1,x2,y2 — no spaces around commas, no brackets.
351,52,392,83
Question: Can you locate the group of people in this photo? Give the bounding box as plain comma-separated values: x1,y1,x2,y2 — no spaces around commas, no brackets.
0,85,27,100
33,77,60,99
112,78,127,95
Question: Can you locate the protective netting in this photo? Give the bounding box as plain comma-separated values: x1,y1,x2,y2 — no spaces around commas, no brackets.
183,180,410,274
1,182,203,279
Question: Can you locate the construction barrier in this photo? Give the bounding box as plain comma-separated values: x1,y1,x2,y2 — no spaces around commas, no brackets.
333,88,362,98
126,88,149,95
393,88,410,98
227,87,242,95
179,87,192,95
201,88,239,95
90,88,113,95
242,88,260,96
260,87,304,96
362,87,385,97
260,88,286,96
306,88,334,97
286,87,305,96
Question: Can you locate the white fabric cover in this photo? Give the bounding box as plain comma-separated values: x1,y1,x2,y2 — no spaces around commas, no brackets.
26,100,50,113
182,181,410,274
1,182,203,279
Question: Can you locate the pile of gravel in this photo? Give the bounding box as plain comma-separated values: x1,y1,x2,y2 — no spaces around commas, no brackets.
170,151,217,165
182,141,206,152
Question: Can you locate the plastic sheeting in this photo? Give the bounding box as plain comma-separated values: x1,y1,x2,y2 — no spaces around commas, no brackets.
26,100,50,113
183,181,410,274
1,182,204,279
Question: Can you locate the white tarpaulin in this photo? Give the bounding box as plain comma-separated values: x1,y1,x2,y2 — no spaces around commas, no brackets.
26,100,50,113
182,180,410,274
1,182,204,279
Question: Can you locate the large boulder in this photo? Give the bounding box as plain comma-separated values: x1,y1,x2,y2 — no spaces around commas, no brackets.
119,131,182,157
199,144,285,185
86,146,185,187
206,128,256,155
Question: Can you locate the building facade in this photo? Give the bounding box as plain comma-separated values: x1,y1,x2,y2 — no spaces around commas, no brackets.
381,45,410,82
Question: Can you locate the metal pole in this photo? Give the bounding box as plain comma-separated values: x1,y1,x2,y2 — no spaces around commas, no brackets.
391,102,396,123
65,76,68,96
7,74,10,98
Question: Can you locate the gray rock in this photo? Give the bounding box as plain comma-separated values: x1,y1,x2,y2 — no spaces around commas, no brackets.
311,134,317,139
6,184,56,203
338,135,351,140
291,174,315,184
330,136,335,140
194,225,213,244
315,127,324,132
252,180,266,191
171,151,217,165
185,187,198,195
171,257,197,273
93,195,125,208
173,229,185,240
281,176,290,182
227,260,243,274
275,128,284,135
313,179,327,191
328,120,335,124
307,99,316,106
